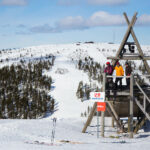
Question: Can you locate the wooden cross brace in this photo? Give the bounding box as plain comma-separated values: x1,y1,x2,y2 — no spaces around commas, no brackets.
112,12,137,66
111,12,150,74
124,13,150,74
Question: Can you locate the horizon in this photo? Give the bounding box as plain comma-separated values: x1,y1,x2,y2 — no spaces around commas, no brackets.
1,41,150,51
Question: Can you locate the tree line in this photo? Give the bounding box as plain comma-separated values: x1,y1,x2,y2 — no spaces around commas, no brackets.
76,56,102,101
0,59,55,119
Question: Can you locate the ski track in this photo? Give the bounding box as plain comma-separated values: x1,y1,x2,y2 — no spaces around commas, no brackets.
48,54,92,118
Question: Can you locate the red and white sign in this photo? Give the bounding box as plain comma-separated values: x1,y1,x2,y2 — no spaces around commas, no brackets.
90,92,105,102
97,102,106,112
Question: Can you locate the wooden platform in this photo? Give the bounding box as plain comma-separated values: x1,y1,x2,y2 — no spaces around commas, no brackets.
105,84,150,117
108,90,130,96
106,85,150,98
105,100,142,117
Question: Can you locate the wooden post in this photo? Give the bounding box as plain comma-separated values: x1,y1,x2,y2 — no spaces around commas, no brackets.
101,111,105,137
112,112,115,127
129,75,134,138
128,117,131,132
134,117,147,134
97,110,100,138
106,101,124,132
82,102,97,133
101,73,106,137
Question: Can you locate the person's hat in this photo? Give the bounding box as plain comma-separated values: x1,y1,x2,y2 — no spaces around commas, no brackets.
106,62,110,65
116,61,120,65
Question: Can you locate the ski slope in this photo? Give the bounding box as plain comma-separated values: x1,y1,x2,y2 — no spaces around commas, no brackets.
47,55,92,118
0,43,150,150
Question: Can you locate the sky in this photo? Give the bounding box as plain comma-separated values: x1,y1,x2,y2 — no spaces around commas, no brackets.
0,0,150,49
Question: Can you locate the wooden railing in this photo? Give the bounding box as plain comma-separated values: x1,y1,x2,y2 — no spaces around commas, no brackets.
134,81,150,121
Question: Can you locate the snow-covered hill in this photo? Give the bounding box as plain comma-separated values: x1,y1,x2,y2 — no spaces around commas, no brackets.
0,43,119,118
1,43,150,118
0,42,150,150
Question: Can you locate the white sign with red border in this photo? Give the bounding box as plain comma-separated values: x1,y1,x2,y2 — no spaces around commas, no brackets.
90,92,105,102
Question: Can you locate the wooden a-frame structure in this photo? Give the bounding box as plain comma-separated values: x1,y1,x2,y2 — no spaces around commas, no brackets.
108,12,150,72
82,12,150,138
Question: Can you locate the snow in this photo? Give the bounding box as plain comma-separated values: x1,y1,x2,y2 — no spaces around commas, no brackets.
46,55,92,118
0,42,150,149
0,118,150,150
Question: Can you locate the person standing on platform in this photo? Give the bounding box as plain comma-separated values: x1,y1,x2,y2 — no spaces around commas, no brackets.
114,61,124,90
104,62,113,75
104,62,113,89
125,62,132,88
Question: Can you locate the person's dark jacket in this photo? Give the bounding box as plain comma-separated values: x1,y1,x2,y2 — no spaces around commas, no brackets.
104,65,113,75
125,65,132,76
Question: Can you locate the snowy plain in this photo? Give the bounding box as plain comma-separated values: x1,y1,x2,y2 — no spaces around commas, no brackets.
0,43,150,150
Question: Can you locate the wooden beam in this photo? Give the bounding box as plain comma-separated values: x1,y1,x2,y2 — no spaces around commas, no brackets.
107,101,119,120
112,12,138,66
136,81,150,103
101,73,106,137
82,102,97,133
106,103,124,131
123,53,140,56
135,98,150,120
109,91,130,96
124,12,150,74
107,56,150,60
129,74,134,138
134,117,147,134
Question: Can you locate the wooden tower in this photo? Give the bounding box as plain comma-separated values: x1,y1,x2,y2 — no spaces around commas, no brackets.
82,12,150,138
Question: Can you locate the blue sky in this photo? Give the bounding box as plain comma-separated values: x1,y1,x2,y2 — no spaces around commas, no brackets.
0,0,150,49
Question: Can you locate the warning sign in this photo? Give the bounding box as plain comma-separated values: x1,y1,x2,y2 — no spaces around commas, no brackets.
90,92,105,102
97,102,106,112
